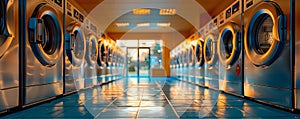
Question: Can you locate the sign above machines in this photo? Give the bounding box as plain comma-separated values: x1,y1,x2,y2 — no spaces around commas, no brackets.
66,2,85,23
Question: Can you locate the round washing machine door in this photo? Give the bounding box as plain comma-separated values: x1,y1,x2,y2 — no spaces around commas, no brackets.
204,34,218,68
28,4,63,66
65,23,86,66
195,41,205,68
97,42,106,66
218,23,241,68
245,2,286,66
188,46,195,66
0,0,14,58
86,35,98,66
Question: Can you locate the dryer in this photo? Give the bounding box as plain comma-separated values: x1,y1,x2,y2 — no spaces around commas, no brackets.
243,0,292,108
83,19,98,89
295,0,300,110
0,0,19,111
217,0,243,95
64,1,86,92
203,18,220,90
26,0,64,104
194,35,205,86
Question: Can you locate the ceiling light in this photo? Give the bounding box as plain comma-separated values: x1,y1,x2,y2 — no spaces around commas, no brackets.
133,8,150,15
157,22,171,27
137,23,150,27
115,22,130,27
160,9,176,15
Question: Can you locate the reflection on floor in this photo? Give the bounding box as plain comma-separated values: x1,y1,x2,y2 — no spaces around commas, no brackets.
3,77,300,118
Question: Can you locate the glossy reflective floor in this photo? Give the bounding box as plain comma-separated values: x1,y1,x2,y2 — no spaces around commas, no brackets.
3,77,300,119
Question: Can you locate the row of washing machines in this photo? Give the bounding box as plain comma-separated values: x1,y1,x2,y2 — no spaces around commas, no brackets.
0,0,125,113
171,0,300,111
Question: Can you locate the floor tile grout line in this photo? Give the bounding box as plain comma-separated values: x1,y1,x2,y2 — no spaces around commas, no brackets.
135,87,144,119
93,85,131,119
155,81,180,119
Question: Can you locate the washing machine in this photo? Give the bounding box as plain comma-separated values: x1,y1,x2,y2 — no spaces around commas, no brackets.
97,38,107,83
170,51,176,78
204,18,220,90
26,0,64,104
194,35,205,86
295,0,300,110
188,41,196,83
106,41,113,81
64,1,86,92
83,19,98,89
244,0,292,108
217,0,243,95
0,0,19,111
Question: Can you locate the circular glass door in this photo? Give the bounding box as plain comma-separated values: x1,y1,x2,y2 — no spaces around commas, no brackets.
245,3,286,66
0,0,13,58
66,25,85,66
204,34,217,67
86,35,98,66
28,4,63,66
218,24,241,68
195,41,204,67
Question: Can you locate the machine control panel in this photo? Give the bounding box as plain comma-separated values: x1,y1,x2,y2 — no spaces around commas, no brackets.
66,2,84,23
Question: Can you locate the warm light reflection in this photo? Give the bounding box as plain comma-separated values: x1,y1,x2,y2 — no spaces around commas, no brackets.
157,22,171,27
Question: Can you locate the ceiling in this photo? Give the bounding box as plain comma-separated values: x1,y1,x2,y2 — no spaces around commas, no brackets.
74,0,235,40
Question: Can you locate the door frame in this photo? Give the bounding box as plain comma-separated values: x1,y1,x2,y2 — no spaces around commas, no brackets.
126,47,151,77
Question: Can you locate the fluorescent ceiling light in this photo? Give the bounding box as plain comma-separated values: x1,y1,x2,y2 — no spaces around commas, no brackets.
116,22,130,27
160,9,176,15
133,8,151,15
157,22,171,27
137,23,150,27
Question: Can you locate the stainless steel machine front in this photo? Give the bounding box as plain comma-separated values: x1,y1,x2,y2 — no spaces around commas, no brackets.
26,0,64,104
0,0,19,111
217,0,243,95
243,0,292,108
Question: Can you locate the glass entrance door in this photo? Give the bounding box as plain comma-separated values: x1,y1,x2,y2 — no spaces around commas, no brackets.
127,47,150,77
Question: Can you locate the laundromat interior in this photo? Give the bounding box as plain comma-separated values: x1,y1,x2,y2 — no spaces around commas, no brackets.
1,0,300,118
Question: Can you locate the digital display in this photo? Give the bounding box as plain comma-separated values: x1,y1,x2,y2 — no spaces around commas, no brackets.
79,14,84,22
232,1,240,14
74,9,79,19
213,19,218,26
54,0,62,7
226,8,231,19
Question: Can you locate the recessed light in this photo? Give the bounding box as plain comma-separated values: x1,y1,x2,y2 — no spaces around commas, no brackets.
133,8,151,15
116,23,130,27
160,9,176,15
157,22,171,27
137,23,150,27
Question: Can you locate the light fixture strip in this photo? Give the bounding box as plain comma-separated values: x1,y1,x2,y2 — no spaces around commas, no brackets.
157,22,171,27
160,9,176,15
133,8,151,15
137,23,150,27
116,22,130,27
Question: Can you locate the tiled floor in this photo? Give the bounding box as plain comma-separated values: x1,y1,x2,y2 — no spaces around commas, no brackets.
2,77,300,119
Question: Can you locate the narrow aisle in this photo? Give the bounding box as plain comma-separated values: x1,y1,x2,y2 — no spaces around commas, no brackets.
3,78,300,119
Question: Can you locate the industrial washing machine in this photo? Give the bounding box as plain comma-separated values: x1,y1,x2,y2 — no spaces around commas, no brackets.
97,37,107,84
0,0,19,111
83,18,98,89
64,1,86,92
243,0,293,108
217,0,243,95
203,18,220,90
295,0,300,110
194,35,205,86
26,0,64,104
188,40,196,83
